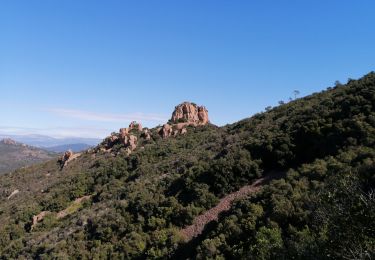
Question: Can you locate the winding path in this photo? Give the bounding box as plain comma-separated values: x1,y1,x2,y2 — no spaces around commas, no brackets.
180,173,278,241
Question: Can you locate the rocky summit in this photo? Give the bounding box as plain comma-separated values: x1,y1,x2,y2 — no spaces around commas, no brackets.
171,102,209,125
98,102,211,155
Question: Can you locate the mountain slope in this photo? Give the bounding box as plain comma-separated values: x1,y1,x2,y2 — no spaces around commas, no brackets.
0,73,374,259
0,139,56,175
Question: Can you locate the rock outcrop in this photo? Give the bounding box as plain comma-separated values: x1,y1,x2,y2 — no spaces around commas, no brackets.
1,138,17,145
159,124,173,139
129,121,143,132
157,102,209,139
31,211,50,231
59,150,81,169
99,122,144,155
63,150,73,161
181,128,188,135
128,135,138,151
171,102,209,125
7,189,19,200
141,129,152,141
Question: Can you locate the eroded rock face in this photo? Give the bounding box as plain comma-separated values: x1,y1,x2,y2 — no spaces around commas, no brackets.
141,129,152,141
198,106,209,125
160,124,173,139
171,102,209,125
128,135,138,151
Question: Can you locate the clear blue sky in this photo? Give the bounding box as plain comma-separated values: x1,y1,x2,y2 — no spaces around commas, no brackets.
1,1,374,138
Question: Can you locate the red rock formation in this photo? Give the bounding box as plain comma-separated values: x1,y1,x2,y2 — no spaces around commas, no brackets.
141,129,152,141
109,135,119,144
63,150,73,161
129,121,143,131
128,135,137,151
59,150,82,169
171,102,209,125
119,128,129,137
137,123,143,131
181,128,187,135
159,124,173,139
198,106,209,124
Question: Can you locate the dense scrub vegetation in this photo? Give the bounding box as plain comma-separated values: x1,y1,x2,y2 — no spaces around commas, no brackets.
0,72,374,259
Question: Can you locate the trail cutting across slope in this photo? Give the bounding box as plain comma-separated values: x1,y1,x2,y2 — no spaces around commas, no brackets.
180,173,278,241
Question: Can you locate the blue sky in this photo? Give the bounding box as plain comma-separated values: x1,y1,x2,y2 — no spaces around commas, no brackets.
1,1,374,138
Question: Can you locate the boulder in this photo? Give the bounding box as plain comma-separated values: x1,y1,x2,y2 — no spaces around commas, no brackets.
59,150,82,169
160,124,173,139
181,128,188,135
141,130,152,141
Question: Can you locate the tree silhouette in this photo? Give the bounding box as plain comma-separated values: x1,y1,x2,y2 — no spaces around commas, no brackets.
293,90,300,99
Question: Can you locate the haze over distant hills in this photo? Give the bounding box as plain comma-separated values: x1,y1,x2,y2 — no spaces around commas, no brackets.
0,134,101,152
44,143,93,153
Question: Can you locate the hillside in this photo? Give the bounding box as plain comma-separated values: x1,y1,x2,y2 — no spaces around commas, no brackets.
0,139,57,175
0,73,374,259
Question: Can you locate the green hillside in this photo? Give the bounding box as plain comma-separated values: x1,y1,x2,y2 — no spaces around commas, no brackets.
0,73,374,259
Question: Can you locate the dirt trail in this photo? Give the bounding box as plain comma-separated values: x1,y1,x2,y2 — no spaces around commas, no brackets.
180,173,278,241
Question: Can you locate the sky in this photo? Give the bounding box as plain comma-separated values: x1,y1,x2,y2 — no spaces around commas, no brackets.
1,1,374,139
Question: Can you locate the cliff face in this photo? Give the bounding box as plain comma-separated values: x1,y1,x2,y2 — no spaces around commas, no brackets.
171,102,209,125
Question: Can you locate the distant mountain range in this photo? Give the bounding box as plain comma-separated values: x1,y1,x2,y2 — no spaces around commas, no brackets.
44,143,93,153
0,134,101,152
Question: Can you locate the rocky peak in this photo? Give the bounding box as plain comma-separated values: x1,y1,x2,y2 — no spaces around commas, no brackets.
171,102,209,125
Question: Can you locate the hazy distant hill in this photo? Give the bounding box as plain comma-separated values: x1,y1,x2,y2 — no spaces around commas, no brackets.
0,139,56,174
45,143,92,153
0,134,101,149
